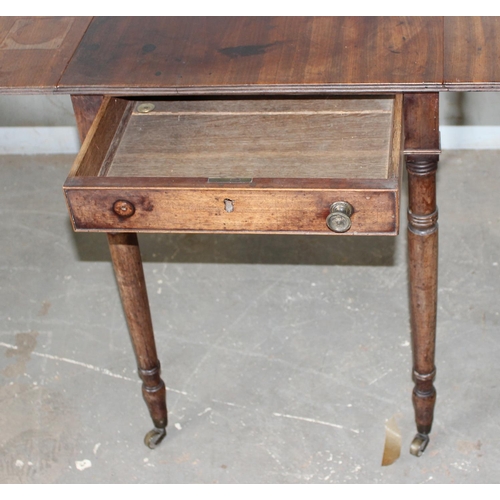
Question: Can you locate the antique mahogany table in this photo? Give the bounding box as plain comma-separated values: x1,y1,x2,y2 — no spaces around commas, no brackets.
1,16,497,457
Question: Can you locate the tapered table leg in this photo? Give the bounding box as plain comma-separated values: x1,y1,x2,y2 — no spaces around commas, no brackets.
108,233,168,448
404,93,440,457
406,155,438,456
71,97,167,448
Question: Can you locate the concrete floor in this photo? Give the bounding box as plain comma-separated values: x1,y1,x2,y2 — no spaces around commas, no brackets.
1,151,500,483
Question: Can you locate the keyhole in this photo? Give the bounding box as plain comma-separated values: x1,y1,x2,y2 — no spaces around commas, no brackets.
224,199,234,213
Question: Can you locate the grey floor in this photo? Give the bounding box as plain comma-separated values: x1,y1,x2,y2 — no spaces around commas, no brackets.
1,151,500,484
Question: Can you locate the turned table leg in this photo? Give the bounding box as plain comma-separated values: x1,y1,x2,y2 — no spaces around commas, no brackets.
108,233,168,448
71,96,168,448
404,93,440,456
406,155,438,456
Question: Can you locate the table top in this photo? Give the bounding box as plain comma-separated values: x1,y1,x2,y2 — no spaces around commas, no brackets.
444,17,500,89
0,17,92,93
1,16,499,94
58,17,444,95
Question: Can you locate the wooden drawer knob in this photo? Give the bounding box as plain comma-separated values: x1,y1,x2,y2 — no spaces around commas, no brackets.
326,201,353,233
113,200,136,218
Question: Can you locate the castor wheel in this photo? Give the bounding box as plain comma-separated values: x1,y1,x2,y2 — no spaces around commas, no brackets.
144,427,167,449
410,433,430,457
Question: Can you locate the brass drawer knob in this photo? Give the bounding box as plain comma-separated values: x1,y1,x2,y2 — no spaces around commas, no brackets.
326,201,353,233
113,200,136,218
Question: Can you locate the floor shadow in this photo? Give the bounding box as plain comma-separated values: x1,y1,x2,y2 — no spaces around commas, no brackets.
69,222,399,267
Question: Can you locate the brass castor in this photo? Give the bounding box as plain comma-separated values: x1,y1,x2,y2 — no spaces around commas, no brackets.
144,427,167,449
410,433,429,457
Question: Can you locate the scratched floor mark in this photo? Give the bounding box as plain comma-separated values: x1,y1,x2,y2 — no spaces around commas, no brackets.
0,341,190,395
272,411,359,434
2,332,38,378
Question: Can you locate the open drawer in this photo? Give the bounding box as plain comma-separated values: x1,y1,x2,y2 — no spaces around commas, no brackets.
64,95,403,235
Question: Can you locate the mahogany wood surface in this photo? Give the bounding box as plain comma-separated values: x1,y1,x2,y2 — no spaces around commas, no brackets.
71,95,104,143
58,16,444,94
4,17,500,93
107,233,167,434
444,17,500,89
0,17,91,93
404,92,439,448
66,96,132,179
64,95,402,235
65,187,399,235
403,93,440,154
407,155,438,438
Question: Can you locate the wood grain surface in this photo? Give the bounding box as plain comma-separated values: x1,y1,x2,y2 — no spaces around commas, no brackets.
67,96,132,178
64,95,402,235
444,17,500,89
71,95,104,143
407,155,439,437
107,233,167,432
403,93,440,153
65,187,399,235
107,97,396,180
0,17,91,92
6,17,500,93
58,17,444,94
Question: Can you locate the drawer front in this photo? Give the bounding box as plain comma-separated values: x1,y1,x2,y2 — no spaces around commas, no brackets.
65,187,398,235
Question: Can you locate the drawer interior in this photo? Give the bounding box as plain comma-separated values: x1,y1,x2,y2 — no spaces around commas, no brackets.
104,97,396,180
64,95,403,235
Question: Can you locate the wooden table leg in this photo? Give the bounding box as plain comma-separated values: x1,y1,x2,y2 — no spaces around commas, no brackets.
70,95,104,144
71,96,167,448
407,154,438,456
404,93,440,456
107,233,167,448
